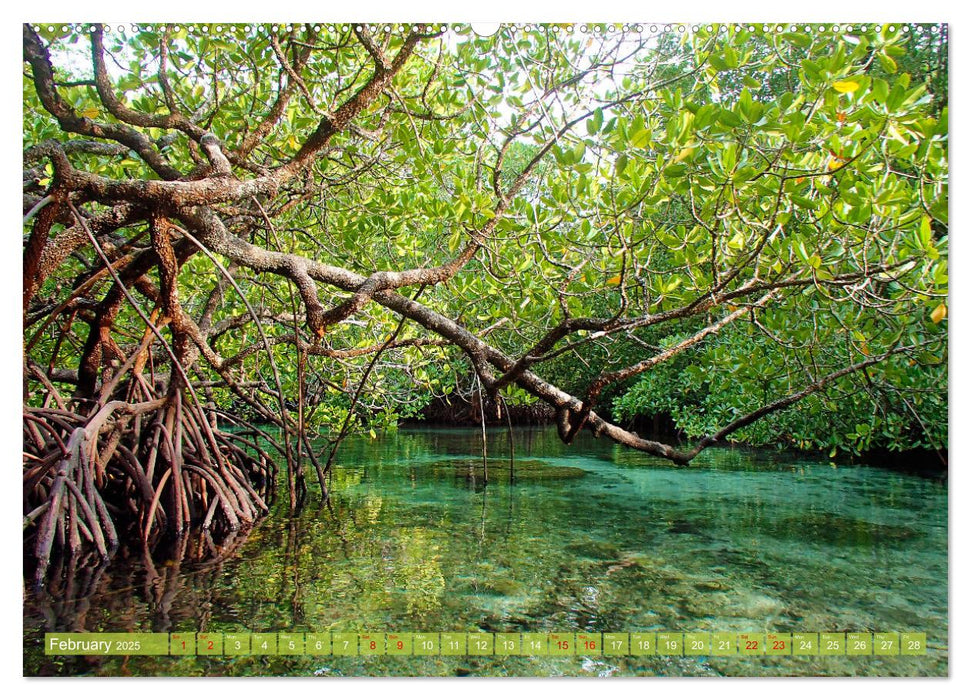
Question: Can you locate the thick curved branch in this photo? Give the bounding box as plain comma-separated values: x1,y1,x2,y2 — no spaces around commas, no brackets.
24,24,181,180
25,138,128,163
90,26,206,140
238,28,317,158
283,25,428,176
222,333,447,369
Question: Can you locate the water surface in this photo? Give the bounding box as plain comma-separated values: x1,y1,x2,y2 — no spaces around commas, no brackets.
24,427,948,676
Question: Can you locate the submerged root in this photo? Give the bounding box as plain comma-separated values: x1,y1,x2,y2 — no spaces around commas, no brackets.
23,395,273,585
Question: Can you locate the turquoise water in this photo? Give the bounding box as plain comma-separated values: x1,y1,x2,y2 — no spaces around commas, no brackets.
23,427,948,676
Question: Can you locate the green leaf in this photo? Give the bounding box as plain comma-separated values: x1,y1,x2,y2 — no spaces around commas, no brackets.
718,109,742,128
615,153,628,176
878,52,898,74
663,163,688,178
630,129,651,149
586,108,604,136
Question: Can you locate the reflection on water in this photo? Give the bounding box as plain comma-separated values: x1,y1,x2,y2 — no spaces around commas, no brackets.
24,427,948,677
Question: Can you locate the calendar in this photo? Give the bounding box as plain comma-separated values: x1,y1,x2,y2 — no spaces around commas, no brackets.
45,631,928,657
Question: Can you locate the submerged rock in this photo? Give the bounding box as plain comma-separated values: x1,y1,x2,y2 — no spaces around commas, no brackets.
693,580,732,592
476,577,526,597
770,513,918,546
565,539,622,561
419,458,588,483
666,519,703,535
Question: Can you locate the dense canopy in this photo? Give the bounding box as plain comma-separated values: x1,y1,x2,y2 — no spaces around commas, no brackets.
23,23,947,578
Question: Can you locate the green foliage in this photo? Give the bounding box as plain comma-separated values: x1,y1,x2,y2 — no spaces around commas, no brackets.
24,23,947,454
613,325,947,454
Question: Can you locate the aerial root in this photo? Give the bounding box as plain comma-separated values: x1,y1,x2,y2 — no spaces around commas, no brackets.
23,396,271,584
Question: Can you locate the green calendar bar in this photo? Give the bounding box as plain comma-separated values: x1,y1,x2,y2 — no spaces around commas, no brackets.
522,633,548,656
576,633,601,655
413,633,439,655
901,633,927,656
793,633,818,655
549,632,574,656
44,633,168,655
712,632,736,655
739,633,764,655
41,631,929,657
360,632,385,655
170,632,195,656
684,632,709,656
631,632,656,655
279,633,305,655
251,633,278,655
657,633,683,655
306,633,331,655
332,632,358,655
387,633,412,655
440,633,466,655
197,632,222,655
224,632,250,655
468,632,493,655
766,633,792,656
874,632,899,655
495,633,521,655
847,633,871,656
603,633,629,656
820,633,845,656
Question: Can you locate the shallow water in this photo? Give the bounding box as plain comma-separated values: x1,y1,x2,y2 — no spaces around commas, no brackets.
23,426,948,676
